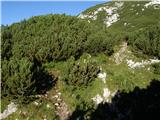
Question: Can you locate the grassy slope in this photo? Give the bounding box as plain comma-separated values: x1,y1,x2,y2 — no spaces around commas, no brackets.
81,1,160,33
5,52,160,119
5,99,56,120
110,1,160,32
6,45,160,119
44,49,160,111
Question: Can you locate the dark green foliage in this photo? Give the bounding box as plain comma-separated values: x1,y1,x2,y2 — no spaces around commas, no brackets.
1,14,113,105
1,57,55,103
1,57,35,98
2,14,113,63
127,24,160,58
84,29,113,56
1,26,13,60
64,60,100,87
152,63,160,74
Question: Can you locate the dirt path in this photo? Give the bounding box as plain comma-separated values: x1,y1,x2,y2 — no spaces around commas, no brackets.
46,71,71,120
114,42,127,64
34,86,71,120
51,87,71,120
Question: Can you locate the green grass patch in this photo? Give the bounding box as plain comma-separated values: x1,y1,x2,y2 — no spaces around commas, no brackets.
6,99,56,120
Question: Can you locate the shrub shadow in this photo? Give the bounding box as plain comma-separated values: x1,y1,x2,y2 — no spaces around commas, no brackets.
30,58,57,95
68,79,160,120
33,68,57,94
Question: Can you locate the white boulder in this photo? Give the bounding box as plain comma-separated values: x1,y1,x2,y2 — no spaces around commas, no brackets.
103,88,111,99
92,94,103,104
126,59,160,69
98,72,107,83
0,102,17,120
145,0,160,8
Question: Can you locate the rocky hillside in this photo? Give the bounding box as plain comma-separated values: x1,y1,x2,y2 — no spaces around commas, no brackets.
78,0,160,32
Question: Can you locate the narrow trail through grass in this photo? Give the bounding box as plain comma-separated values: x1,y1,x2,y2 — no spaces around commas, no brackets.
114,42,128,64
